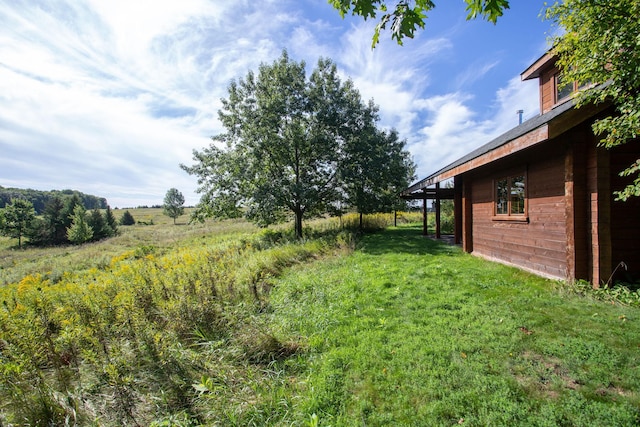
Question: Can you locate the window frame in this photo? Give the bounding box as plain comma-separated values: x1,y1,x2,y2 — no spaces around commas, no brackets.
493,173,528,222
554,72,592,105
554,72,575,104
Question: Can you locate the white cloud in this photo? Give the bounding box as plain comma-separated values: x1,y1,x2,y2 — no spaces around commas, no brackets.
407,73,540,179
0,0,550,207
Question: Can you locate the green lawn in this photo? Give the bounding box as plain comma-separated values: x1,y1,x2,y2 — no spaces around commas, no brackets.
269,225,640,426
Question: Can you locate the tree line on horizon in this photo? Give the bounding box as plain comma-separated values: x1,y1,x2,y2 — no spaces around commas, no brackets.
0,186,107,215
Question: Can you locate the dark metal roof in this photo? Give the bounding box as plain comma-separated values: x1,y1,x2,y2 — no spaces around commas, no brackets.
404,97,578,195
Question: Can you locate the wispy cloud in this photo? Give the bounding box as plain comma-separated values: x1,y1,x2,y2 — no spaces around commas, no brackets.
0,0,550,207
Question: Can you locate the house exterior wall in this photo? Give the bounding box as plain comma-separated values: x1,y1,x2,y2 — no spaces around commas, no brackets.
539,65,558,114
609,140,640,281
459,122,640,284
412,52,639,285
466,142,568,279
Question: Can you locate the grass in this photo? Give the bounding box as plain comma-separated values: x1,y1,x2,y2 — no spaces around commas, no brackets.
0,208,257,286
1,215,639,425
268,225,640,426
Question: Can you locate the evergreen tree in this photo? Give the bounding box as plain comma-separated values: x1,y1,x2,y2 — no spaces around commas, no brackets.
87,208,107,241
44,197,68,244
62,194,83,231
67,205,93,244
104,206,118,236
120,210,135,226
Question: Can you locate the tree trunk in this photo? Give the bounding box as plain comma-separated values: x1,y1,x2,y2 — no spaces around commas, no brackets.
359,212,363,230
295,210,303,239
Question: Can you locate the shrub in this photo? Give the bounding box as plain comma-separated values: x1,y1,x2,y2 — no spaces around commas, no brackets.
120,210,135,226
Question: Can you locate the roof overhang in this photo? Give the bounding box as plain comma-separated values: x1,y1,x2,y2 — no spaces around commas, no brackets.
401,187,455,200
403,98,610,197
521,51,557,81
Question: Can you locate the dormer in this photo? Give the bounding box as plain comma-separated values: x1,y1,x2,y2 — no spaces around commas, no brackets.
521,52,575,115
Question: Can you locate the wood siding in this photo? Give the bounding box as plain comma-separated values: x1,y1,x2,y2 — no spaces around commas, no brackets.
568,134,590,281
540,66,556,114
468,143,568,279
609,139,640,282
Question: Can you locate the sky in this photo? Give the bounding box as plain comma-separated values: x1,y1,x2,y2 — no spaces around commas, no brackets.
0,0,555,208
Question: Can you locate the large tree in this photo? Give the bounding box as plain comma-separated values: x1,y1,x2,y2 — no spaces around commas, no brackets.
329,0,510,46
342,118,416,227
183,51,384,238
163,188,185,225
0,199,36,248
547,0,640,200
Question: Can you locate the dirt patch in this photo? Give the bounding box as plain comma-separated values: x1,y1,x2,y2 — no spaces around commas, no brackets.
512,351,581,398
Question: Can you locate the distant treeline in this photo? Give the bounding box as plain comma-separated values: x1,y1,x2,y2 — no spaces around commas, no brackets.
0,186,107,214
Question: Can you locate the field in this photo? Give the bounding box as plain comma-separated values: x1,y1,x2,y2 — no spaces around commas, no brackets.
1,209,639,426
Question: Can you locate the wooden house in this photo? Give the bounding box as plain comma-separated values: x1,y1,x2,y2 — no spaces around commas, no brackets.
403,52,640,285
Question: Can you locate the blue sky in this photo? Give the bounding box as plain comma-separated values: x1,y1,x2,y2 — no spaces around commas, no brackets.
0,0,553,208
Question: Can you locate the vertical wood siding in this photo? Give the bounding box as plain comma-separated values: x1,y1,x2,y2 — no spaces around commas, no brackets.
540,67,558,114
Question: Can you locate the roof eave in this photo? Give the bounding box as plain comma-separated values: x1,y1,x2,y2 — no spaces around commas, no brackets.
521,51,557,81
403,98,580,196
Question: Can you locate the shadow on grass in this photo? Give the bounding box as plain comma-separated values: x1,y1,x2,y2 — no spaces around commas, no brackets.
357,225,459,256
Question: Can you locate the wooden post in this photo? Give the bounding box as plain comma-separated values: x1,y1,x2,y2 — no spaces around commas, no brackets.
454,175,463,245
565,144,576,282
462,179,473,253
422,190,428,236
435,182,441,239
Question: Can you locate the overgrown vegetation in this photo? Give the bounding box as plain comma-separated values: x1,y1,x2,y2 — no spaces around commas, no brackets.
0,210,364,424
1,211,638,425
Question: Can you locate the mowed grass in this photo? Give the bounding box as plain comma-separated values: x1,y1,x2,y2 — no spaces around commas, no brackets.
269,225,640,426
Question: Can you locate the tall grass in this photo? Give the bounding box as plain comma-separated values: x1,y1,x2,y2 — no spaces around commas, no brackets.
0,214,353,425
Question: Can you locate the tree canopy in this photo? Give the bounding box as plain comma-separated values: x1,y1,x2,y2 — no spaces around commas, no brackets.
329,0,510,46
67,205,93,244
0,186,107,214
163,188,186,224
120,210,136,226
547,0,640,200
182,51,414,238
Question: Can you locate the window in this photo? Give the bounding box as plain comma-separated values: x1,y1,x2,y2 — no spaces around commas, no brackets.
555,73,573,103
555,72,591,104
495,174,527,220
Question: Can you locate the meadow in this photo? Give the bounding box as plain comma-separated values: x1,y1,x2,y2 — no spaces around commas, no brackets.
1,209,639,426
